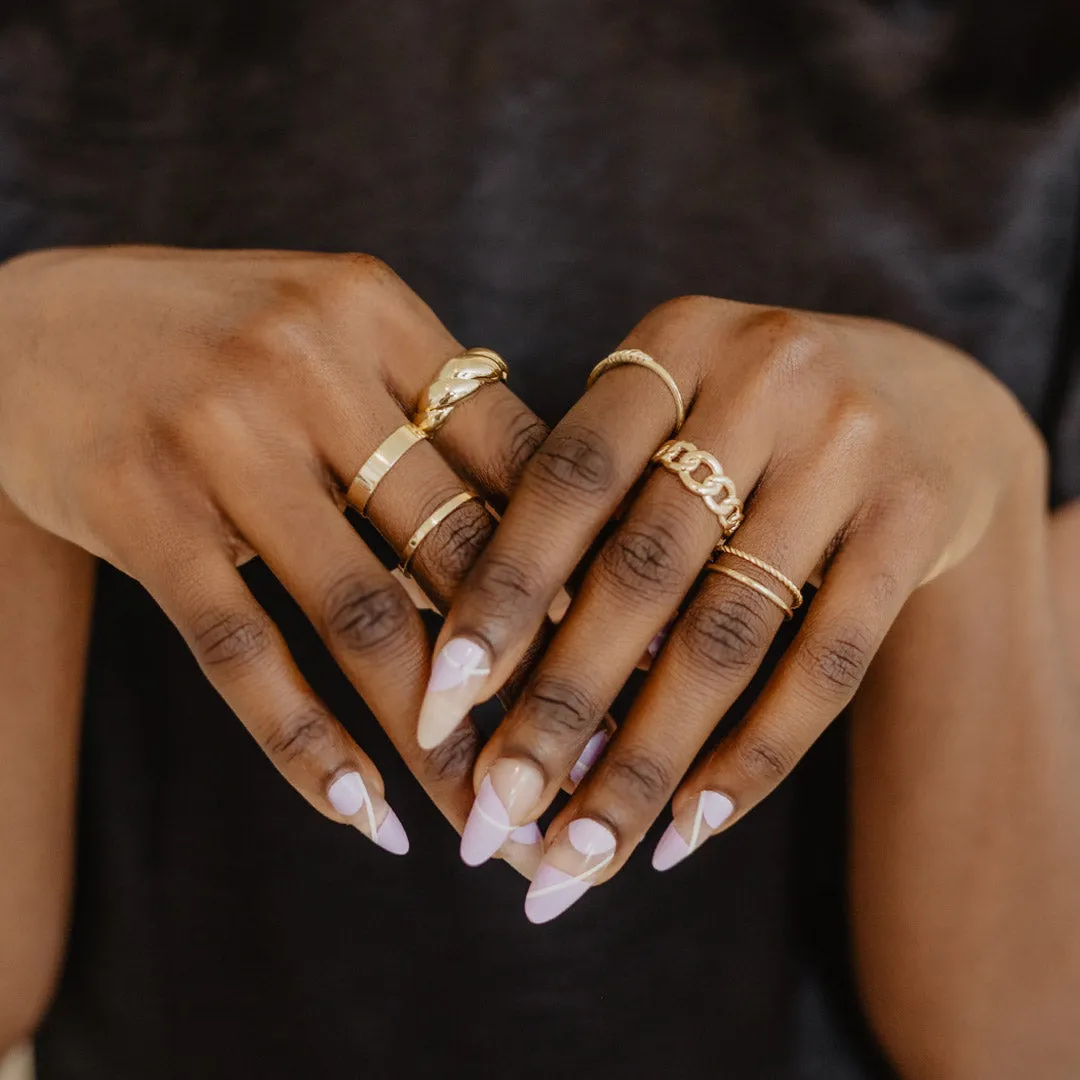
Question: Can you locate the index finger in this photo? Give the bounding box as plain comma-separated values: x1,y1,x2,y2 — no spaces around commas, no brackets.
415,346,697,750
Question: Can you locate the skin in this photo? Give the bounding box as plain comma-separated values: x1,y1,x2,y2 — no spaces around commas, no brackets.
0,244,556,880
421,296,1080,1067
2,268,1077,1070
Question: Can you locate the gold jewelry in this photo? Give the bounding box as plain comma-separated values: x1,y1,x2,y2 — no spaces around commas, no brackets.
413,347,508,434
346,423,426,515
652,440,743,538
587,349,686,432
400,491,477,576
709,566,794,620
715,545,803,610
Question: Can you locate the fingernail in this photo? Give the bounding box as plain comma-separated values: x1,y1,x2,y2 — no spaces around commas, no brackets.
417,637,491,749
525,817,616,924
652,790,733,872
460,759,546,867
569,729,609,786
509,822,543,846
646,629,668,659
328,771,410,856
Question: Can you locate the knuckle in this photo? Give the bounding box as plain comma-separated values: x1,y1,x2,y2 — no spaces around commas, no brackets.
229,287,327,368
420,721,481,785
523,675,600,740
322,577,413,656
421,500,494,584
263,706,336,764
529,423,615,501
733,732,797,785
503,408,550,489
190,606,273,671
604,748,673,804
595,518,689,601
469,548,540,620
738,307,830,382
682,594,771,673
798,620,874,696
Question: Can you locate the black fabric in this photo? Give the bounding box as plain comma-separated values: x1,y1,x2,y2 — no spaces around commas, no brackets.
0,2,1075,1077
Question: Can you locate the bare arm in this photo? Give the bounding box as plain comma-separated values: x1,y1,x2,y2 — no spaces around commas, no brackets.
851,473,1080,1078
0,490,93,1053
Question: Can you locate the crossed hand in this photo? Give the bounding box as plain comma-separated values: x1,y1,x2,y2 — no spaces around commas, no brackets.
0,246,1034,922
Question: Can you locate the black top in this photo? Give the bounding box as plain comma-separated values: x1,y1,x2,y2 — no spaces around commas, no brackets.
0,2,1077,1077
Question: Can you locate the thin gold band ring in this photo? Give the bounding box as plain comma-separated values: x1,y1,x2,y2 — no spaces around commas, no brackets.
714,545,804,610
587,349,686,433
401,491,477,576
708,565,795,620
346,423,426,516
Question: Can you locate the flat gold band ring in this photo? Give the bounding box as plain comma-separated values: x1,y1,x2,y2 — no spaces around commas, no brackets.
414,347,508,435
651,439,744,538
707,547,804,621
587,349,686,432
401,490,477,576
346,423,426,515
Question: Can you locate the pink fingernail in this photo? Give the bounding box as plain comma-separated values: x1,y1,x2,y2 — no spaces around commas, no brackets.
525,817,616,924
569,729,609,786
646,630,667,659
328,771,368,817
328,771,410,855
460,761,545,867
510,822,543,845
374,808,410,855
651,790,733,871
417,637,491,749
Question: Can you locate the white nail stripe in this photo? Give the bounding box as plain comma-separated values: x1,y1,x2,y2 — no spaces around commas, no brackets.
442,655,491,680
687,791,708,853
361,782,379,844
527,851,615,898
472,803,513,832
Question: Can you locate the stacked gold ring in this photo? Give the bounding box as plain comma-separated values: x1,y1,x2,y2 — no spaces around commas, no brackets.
413,347,508,434
400,490,477,576
707,545,803,620
346,422,426,516
651,439,744,538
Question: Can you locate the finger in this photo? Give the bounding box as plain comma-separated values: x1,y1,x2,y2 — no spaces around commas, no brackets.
416,347,701,751
457,407,769,867
141,538,410,855
651,517,924,873
216,441,543,876
521,465,853,922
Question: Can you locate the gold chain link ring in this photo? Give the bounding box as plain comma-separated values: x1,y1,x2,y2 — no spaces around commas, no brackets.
652,439,744,538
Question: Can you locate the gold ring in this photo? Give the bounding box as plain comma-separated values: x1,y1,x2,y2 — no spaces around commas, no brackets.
400,491,478,576
346,423,426,515
413,347,508,434
652,439,743,538
587,349,686,433
709,566,794,620
714,545,803,610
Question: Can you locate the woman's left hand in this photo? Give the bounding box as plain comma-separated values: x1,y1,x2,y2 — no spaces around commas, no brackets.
416,295,1044,921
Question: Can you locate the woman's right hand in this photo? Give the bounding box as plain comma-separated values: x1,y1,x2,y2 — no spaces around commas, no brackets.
0,245,549,867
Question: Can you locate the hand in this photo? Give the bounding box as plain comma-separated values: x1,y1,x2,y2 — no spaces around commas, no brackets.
418,295,1043,919
0,245,549,868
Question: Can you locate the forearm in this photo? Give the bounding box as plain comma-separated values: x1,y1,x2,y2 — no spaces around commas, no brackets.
849,475,1080,1079
0,491,93,1051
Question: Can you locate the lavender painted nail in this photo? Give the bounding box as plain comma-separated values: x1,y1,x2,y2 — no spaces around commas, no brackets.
525,864,591,924
374,808,410,855
651,790,734,871
328,772,368,817
417,637,491,749
509,822,543,846
568,818,616,857
569,730,609,786
460,776,512,866
427,638,490,691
